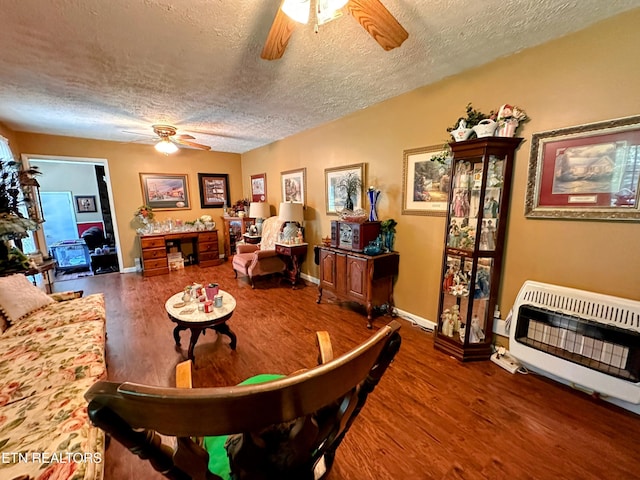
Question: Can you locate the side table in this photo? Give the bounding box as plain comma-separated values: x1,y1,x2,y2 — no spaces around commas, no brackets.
275,242,308,288
165,290,237,363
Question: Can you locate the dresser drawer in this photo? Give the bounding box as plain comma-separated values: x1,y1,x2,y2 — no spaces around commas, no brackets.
140,237,166,249
143,258,168,270
142,247,167,260
198,242,219,254
198,252,219,262
199,232,218,242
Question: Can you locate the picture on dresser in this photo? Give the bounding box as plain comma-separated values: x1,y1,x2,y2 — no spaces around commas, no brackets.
140,173,190,210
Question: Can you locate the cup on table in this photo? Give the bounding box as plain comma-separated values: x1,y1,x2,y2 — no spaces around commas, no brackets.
214,294,223,308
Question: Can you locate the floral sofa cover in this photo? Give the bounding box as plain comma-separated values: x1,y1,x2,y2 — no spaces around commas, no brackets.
0,292,107,480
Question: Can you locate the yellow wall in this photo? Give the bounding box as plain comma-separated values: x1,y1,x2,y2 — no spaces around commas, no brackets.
242,11,640,323
14,133,242,269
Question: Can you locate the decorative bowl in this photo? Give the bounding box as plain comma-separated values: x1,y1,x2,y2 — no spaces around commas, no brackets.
339,208,367,223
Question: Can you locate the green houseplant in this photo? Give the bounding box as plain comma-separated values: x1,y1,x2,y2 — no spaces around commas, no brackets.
0,158,40,271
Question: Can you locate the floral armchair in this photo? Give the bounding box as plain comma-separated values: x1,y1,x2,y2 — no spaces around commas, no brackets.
232,215,286,288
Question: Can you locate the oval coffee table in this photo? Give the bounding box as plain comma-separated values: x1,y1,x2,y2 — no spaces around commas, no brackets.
165,290,237,362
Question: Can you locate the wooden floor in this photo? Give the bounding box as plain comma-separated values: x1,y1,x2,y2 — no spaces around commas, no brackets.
57,263,640,480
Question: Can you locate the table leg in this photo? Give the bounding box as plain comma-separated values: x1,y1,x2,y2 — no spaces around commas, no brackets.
214,322,237,350
187,328,203,361
173,324,187,346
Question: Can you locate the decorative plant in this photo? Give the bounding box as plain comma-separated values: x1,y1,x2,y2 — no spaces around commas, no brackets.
496,103,529,135
496,104,528,124
336,172,362,211
0,157,40,269
447,103,496,133
134,205,155,224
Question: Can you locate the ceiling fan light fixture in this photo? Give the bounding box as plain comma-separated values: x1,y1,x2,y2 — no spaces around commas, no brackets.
327,0,348,10
155,138,178,155
282,0,311,24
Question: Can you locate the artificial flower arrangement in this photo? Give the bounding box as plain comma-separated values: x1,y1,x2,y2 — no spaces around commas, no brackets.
134,205,155,224
496,104,528,124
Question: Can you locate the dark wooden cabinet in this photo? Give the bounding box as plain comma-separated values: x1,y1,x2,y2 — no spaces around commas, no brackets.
139,231,222,277
317,246,399,328
434,137,523,361
222,216,255,259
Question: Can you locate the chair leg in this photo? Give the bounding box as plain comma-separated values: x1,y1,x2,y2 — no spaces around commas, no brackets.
249,276,255,289
234,270,238,278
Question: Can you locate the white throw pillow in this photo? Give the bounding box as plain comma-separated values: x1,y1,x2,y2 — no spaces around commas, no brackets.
0,273,54,324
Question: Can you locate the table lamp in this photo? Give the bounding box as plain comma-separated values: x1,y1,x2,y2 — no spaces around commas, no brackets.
278,201,304,243
248,202,271,235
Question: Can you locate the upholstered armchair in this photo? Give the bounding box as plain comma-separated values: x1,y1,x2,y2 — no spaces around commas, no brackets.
232,215,286,287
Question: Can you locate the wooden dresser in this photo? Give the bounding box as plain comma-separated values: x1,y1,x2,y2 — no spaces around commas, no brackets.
317,246,399,328
139,231,222,277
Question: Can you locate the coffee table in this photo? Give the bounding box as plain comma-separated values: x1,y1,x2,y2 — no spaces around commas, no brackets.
165,290,237,362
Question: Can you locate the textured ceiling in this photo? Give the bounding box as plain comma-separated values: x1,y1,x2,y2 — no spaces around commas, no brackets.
1,0,639,154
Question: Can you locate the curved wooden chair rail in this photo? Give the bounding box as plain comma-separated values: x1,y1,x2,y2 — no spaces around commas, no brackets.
85,321,402,480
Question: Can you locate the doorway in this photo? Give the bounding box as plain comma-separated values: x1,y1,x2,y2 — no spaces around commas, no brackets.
20,154,123,280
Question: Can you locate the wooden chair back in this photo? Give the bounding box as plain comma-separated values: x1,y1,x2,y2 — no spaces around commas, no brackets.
85,321,401,480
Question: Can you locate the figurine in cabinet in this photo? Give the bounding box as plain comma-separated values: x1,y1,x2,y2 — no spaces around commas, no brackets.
470,315,485,343
441,309,453,337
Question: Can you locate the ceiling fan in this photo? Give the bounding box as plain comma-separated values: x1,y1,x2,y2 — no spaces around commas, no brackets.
261,0,409,61
152,125,211,154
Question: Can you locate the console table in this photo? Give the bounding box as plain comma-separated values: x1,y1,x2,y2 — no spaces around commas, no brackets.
139,231,222,277
316,246,399,328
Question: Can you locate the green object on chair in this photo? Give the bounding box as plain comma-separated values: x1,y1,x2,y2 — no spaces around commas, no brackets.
203,374,285,478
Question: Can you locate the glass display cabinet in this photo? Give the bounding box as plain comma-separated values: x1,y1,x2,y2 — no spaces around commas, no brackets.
434,137,523,361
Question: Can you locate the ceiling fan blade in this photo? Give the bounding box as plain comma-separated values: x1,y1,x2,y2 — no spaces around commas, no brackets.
347,0,408,51
261,2,297,60
176,134,195,140
174,138,211,151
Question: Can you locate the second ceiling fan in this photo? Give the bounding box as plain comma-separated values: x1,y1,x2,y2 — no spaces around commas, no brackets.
261,0,409,60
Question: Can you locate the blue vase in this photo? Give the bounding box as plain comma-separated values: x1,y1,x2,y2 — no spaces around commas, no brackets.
367,189,381,222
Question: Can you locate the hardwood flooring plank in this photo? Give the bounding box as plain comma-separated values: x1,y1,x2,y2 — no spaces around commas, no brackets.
53,264,640,479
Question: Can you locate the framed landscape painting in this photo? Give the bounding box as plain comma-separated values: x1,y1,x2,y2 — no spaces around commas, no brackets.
402,146,452,216
198,173,230,208
139,173,190,210
525,115,640,221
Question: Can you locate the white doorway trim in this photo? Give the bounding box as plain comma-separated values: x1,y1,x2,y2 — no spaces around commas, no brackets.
20,153,124,274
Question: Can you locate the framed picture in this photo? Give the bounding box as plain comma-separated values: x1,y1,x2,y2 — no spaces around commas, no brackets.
525,115,640,221
402,146,452,216
251,173,267,202
325,163,366,215
139,173,190,210
74,195,97,213
198,173,230,209
281,168,306,205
